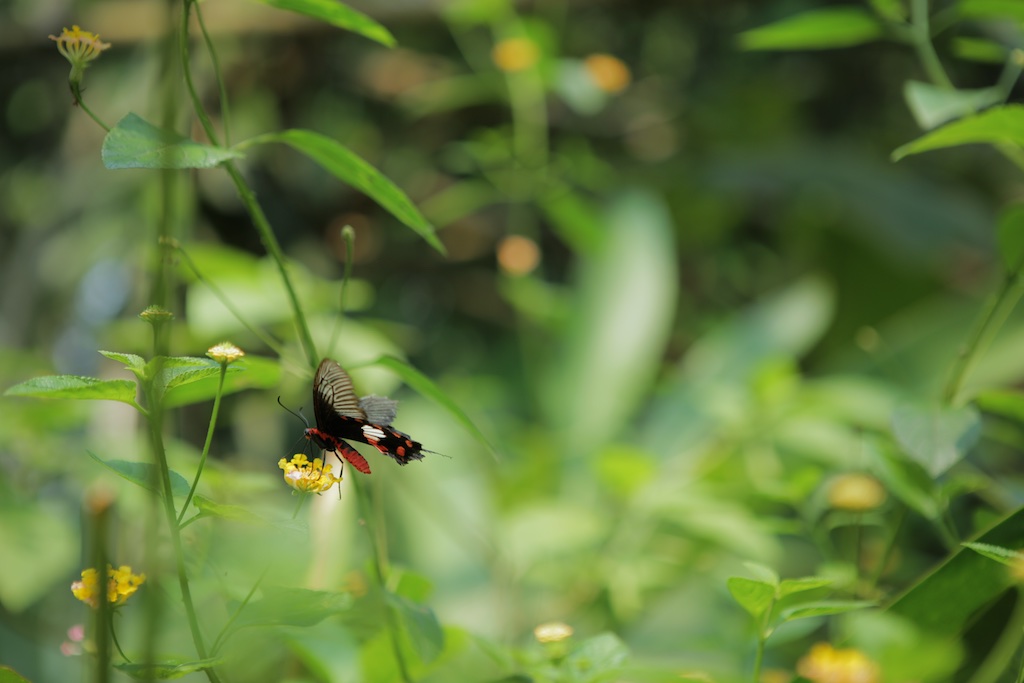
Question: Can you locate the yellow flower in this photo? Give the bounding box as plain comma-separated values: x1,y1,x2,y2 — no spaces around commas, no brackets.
49,26,110,83
71,565,145,608
583,53,631,94
533,621,573,644
279,453,341,493
827,474,887,512
797,643,879,683
497,235,541,276
492,37,540,73
206,342,245,365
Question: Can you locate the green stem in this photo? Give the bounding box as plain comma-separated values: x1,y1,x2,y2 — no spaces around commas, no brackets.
910,0,954,89
351,476,413,683
328,225,356,355
193,0,232,146
751,601,774,683
171,241,285,356
69,81,111,132
179,0,318,368
942,267,1024,405
110,617,131,663
146,382,222,683
89,494,112,683
178,363,227,525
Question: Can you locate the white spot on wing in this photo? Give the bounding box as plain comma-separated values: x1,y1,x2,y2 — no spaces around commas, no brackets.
361,425,386,442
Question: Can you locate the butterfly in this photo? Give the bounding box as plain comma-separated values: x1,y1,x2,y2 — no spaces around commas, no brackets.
304,358,426,475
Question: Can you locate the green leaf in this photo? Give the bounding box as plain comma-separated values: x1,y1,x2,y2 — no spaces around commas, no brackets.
778,577,833,598
869,443,943,519
891,403,981,476
952,37,1008,65
737,7,883,51
892,105,1024,160
997,204,1024,271
362,355,497,457
958,0,1024,22
742,562,780,586
232,587,354,630
147,356,245,404
102,113,242,170
565,633,630,674
388,591,445,665
780,600,874,622
727,577,776,618
87,451,191,497
975,388,1024,422
869,0,906,21
163,357,280,409
962,541,1024,567
99,350,146,370
4,375,137,406
244,0,394,46
888,506,1024,635
191,496,292,527
242,130,442,253
0,667,33,683
903,81,1005,130
115,657,224,680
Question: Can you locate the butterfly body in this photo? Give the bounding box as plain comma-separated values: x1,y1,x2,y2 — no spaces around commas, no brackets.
306,359,426,474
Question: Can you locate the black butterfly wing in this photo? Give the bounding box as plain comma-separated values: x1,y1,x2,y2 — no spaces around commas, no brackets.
312,359,366,436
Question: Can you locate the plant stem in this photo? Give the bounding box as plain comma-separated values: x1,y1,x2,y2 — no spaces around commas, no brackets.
178,363,226,525
193,0,232,146
351,476,413,683
942,267,1024,405
910,0,954,89
88,491,112,683
146,382,222,683
69,82,110,132
179,0,318,368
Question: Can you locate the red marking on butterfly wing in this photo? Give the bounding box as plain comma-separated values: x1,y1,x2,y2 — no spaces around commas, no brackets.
336,440,372,474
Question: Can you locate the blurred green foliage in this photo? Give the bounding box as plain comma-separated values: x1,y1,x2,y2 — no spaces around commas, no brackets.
4,0,1024,682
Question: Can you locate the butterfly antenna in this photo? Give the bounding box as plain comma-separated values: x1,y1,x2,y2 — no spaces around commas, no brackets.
277,396,311,429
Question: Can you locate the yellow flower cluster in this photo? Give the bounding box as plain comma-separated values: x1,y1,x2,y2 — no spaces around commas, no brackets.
71,565,145,608
49,26,110,69
279,453,341,493
583,53,631,94
492,37,540,73
828,473,887,512
797,642,879,683
533,621,573,644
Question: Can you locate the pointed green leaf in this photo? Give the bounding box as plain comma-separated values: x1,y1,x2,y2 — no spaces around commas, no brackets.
951,37,1007,64
888,506,1024,635
891,403,981,476
742,562,780,586
727,577,776,619
958,0,1024,22
388,591,445,665
244,0,394,46
362,355,497,457
4,375,137,405
87,451,191,497
975,388,1024,423
99,351,146,370
778,577,833,598
102,113,242,170
738,7,883,51
963,541,1024,567
0,667,33,683
780,600,874,622
242,130,442,253
903,81,1004,130
893,105,1024,160
115,657,224,680
163,357,280,408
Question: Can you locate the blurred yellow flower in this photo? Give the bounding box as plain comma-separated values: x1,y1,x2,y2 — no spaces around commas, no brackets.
797,642,879,683
533,621,573,643
497,235,540,276
584,53,631,94
827,473,886,512
492,37,540,73
49,26,110,82
279,453,341,493
71,565,145,608
206,342,245,365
